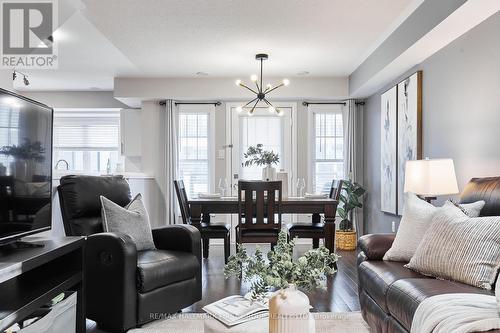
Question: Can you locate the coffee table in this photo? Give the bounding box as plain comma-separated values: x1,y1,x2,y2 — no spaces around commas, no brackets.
129,312,369,333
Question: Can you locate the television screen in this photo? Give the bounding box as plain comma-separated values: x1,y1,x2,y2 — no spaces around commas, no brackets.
0,89,52,243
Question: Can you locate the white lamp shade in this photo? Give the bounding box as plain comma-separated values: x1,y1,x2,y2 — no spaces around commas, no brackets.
404,159,459,197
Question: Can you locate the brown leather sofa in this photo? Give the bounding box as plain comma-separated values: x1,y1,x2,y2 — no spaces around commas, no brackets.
357,177,500,333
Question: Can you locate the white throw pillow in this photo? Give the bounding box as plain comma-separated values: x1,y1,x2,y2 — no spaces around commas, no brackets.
383,193,485,262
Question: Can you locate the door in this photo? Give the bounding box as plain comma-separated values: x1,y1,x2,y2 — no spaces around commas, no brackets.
225,103,296,241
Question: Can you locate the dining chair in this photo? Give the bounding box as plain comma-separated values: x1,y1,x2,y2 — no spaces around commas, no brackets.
286,179,343,248
174,180,231,263
236,180,282,249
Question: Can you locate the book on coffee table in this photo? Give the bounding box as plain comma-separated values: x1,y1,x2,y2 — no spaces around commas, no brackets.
203,295,268,326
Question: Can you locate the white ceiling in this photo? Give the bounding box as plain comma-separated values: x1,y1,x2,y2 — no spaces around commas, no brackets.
14,0,416,91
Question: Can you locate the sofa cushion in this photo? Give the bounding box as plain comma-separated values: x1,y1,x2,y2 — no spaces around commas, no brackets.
358,260,427,312
137,250,199,293
386,278,493,331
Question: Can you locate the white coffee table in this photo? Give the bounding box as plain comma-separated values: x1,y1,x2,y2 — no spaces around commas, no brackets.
129,312,369,333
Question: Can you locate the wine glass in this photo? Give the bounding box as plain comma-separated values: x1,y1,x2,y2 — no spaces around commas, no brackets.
296,178,306,197
218,178,228,196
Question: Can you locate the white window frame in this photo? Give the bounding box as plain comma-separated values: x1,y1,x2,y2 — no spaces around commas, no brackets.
177,104,216,194
307,104,344,193
53,108,122,172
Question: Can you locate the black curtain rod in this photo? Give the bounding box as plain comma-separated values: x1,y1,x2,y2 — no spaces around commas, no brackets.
302,101,365,106
158,101,221,106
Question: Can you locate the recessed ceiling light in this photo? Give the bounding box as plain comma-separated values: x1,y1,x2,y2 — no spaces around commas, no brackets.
196,72,208,76
297,71,310,76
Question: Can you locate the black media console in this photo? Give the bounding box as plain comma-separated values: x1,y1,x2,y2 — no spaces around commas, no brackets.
0,237,85,333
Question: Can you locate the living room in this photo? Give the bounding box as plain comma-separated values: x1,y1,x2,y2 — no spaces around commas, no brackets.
0,0,499,332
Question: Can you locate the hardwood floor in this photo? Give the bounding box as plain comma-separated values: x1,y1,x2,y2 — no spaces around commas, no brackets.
87,243,359,332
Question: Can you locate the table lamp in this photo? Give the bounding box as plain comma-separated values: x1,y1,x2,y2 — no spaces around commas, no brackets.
404,158,459,202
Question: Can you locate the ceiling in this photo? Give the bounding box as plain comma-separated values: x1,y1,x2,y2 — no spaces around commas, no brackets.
13,0,417,91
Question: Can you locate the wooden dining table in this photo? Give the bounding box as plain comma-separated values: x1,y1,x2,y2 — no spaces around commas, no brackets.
187,196,339,253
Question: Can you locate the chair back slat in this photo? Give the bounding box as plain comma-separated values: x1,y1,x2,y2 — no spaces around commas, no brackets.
329,179,344,201
238,180,282,230
174,180,190,224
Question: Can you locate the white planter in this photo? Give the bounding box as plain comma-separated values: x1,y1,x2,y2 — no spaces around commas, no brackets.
269,284,313,333
262,165,277,181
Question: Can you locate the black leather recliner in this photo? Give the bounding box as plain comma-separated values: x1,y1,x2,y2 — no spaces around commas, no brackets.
57,175,202,332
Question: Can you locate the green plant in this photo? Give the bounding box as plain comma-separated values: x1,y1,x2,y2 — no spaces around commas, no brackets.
242,144,279,167
224,231,338,300
0,138,46,162
337,180,366,231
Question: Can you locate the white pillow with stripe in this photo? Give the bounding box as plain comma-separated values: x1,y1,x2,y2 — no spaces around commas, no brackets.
383,193,485,262
406,207,500,290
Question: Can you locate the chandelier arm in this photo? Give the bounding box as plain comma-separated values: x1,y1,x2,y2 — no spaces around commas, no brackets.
250,98,259,114
239,83,259,95
264,85,271,94
265,83,285,94
243,97,258,108
254,80,261,93
263,99,273,107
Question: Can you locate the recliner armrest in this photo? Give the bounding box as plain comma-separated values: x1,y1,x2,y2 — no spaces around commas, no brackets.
85,232,138,332
152,224,201,262
358,233,395,261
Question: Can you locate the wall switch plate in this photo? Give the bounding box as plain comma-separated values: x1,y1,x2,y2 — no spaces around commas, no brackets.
217,149,225,159
391,221,397,233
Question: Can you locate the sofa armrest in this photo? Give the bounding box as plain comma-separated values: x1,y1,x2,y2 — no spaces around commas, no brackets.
85,232,138,332
358,233,395,261
152,224,201,262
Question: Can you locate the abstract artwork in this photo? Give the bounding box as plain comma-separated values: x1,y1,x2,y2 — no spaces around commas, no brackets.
397,71,422,215
380,86,397,214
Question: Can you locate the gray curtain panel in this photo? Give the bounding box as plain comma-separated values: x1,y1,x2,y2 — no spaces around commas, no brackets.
343,100,364,236
164,99,179,224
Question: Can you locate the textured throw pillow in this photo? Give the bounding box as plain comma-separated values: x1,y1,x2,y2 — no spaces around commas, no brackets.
384,193,485,262
383,193,439,262
406,207,500,290
101,193,156,251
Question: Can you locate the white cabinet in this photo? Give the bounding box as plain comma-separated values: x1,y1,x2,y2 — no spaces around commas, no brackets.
120,109,142,156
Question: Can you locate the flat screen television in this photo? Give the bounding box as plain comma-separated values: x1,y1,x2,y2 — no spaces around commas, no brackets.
0,88,53,245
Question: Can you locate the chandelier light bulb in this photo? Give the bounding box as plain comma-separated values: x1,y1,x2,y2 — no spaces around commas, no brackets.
277,109,284,116
248,110,254,116
250,74,258,82
266,83,272,89
236,106,243,113
282,79,290,86
235,79,242,86
268,106,276,113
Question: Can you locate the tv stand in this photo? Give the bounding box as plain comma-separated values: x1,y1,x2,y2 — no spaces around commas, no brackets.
0,237,85,333
0,240,45,250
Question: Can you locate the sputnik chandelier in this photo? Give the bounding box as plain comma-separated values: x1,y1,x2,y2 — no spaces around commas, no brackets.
235,54,289,116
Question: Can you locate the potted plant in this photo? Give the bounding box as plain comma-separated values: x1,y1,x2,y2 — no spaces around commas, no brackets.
243,143,280,181
225,231,338,333
0,138,46,181
336,180,366,251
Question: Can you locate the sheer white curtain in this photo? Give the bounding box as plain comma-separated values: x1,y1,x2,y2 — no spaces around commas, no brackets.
343,100,364,235
164,100,179,224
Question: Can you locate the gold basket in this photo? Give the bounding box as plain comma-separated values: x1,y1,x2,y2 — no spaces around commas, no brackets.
336,231,357,251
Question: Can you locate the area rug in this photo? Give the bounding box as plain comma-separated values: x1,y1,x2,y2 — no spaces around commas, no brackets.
128,312,369,333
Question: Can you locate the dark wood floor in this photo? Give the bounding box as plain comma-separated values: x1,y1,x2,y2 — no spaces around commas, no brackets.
87,244,359,332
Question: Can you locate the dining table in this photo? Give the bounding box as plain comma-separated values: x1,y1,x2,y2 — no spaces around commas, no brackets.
187,196,339,253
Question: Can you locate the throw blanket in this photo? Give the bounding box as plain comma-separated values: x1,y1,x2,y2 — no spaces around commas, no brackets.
411,293,500,333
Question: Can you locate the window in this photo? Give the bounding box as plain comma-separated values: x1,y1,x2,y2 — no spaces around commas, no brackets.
53,109,121,172
177,105,214,198
309,106,344,194
0,106,19,171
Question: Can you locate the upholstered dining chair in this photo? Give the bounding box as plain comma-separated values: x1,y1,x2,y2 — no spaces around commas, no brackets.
236,180,282,249
286,179,343,248
174,179,231,263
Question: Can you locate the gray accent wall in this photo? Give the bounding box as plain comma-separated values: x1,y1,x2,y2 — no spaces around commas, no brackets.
363,12,500,234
